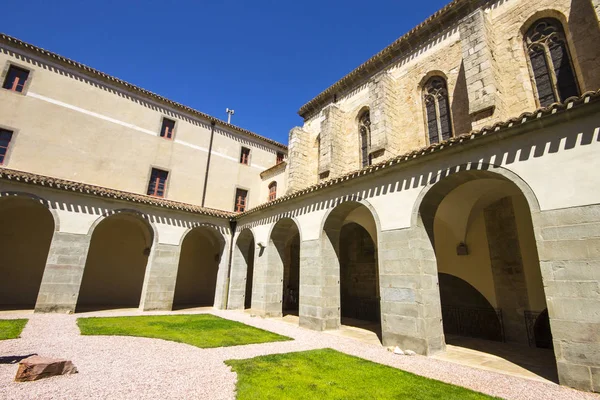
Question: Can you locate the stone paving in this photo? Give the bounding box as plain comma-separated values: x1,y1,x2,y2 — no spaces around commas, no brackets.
0,309,598,400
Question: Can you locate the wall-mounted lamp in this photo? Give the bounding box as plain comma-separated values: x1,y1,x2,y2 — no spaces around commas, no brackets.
456,242,469,256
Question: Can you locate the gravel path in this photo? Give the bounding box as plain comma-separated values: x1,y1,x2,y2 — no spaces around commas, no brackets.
0,310,598,400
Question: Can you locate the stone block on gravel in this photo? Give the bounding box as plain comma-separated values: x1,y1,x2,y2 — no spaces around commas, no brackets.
15,355,78,382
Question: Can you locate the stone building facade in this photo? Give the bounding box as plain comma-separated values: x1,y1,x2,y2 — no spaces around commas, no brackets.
1,0,600,393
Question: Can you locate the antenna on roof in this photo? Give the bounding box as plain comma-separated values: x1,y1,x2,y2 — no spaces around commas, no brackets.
226,108,235,124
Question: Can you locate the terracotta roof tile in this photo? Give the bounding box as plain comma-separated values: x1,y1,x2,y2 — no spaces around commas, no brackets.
0,168,235,219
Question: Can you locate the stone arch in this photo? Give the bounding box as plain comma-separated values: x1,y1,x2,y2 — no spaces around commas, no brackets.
0,191,60,231
418,70,450,90
319,197,382,244
228,228,256,310
320,200,382,334
173,225,226,309
86,208,156,243
268,218,301,317
411,165,556,378
0,193,56,310
410,164,541,236
77,210,155,311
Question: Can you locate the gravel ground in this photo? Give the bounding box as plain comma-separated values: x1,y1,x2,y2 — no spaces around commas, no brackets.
0,309,598,400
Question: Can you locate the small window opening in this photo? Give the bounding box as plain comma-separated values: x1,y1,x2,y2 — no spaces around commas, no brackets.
160,118,176,140
276,152,284,164
2,65,30,93
358,110,372,168
268,182,277,201
423,76,453,145
0,129,14,165
147,168,168,198
240,147,250,165
524,18,580,107
235,189,248,212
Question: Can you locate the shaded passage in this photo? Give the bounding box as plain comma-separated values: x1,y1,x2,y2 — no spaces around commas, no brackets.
76,214,152,312
0,197,54,310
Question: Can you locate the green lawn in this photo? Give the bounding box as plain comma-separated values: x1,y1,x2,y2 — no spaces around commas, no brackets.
226,349,498,400
77,314,291,348
0,319,28,340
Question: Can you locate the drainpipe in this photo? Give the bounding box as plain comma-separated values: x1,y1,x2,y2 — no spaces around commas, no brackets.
222,219,237,309
201,120,216,207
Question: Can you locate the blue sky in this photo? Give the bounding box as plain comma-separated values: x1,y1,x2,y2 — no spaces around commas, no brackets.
2,0,450,145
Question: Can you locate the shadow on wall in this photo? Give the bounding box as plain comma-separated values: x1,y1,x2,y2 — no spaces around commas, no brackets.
451,62,473,136
239,107,600,229
569,0,600,90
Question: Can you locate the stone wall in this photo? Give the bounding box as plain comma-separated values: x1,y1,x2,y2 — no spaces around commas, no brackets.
292,0,600,189
484,197,530,344
534,204,600,392
459,9,501,119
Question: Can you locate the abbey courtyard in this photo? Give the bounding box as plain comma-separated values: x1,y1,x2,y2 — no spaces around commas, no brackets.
1,0,600,398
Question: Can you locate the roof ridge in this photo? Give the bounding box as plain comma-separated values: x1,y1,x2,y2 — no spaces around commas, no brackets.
0,33,287,150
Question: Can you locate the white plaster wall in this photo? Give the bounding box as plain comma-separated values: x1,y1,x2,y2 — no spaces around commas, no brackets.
0,46,285,212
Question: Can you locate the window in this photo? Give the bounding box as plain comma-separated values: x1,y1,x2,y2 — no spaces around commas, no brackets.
235,188,248,212
276,152,284,164
2,65,29,93
268,182,277,201
524,18,579,107
423,76,453,145
358,109,372,168
0,129,13,165
159,118,175,140
240,147,250,165
147,168,168,198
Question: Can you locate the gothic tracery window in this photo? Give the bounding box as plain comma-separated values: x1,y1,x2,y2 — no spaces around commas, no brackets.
423,76,453,145
358,110,372,168
525,18,579,107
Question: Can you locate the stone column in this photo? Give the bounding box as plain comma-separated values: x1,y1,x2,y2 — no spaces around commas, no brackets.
250,243,283,317
298,238,340,331
368,71,399,161
212,239,231,310
459,9,501,122
286,127,314,194
35,232,91,313
139,243,181,311
228,240,252,310
533,205,600,392
484,197,530,344
318,105,345,179
378,226,445,356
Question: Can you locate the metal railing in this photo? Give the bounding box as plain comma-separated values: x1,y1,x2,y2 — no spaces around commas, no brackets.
442,305,505,342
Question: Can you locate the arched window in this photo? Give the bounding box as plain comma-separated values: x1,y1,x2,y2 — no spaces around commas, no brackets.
268,181,277,201
525,18,579,107
358,110,371,168
423,77,453,145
